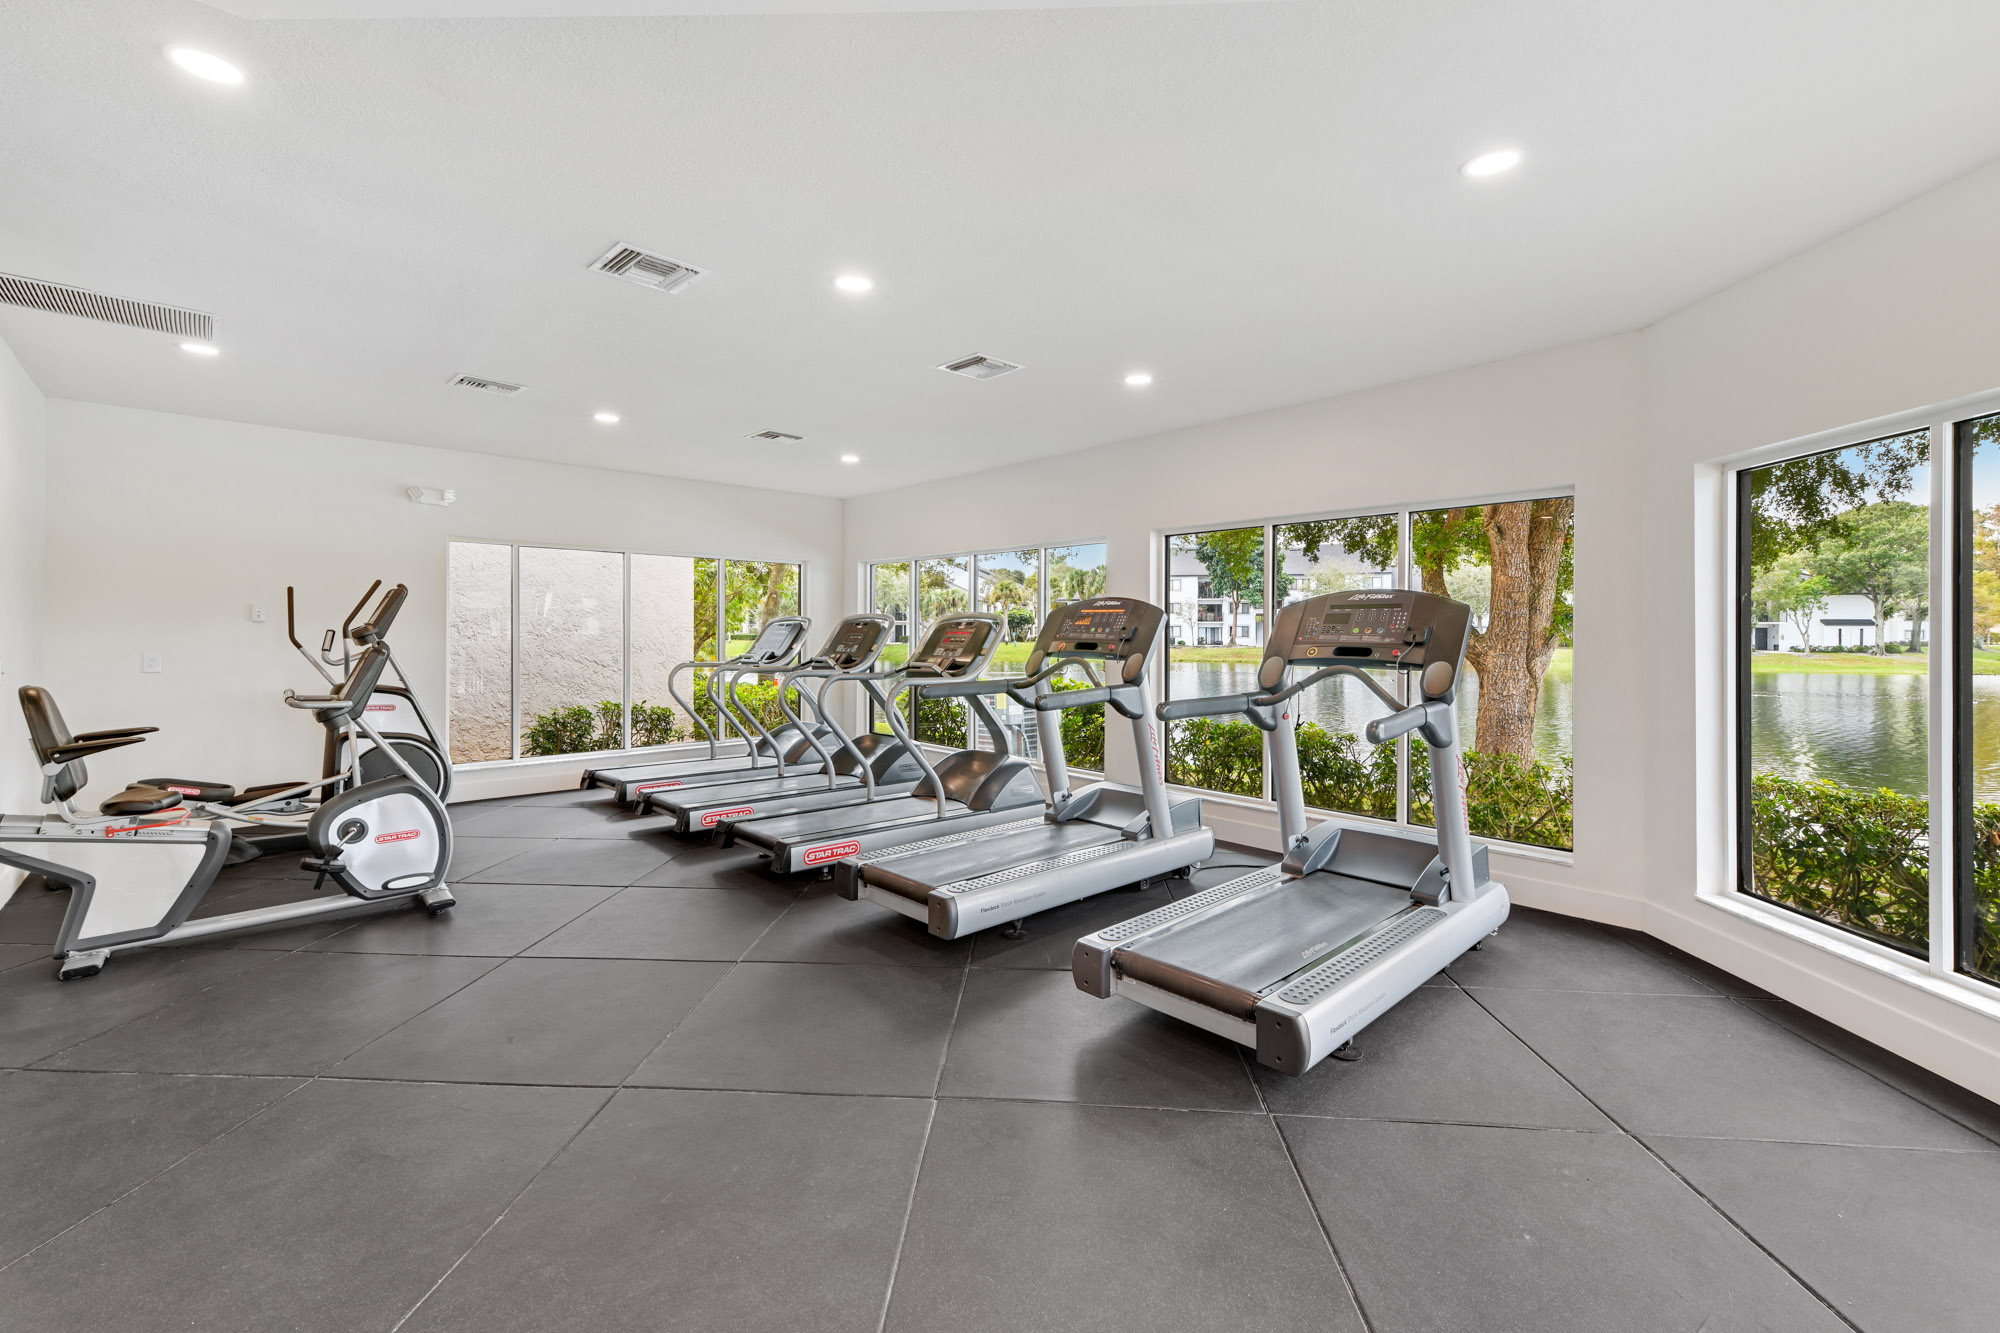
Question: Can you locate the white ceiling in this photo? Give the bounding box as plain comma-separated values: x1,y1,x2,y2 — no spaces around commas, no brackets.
4,1,2000,499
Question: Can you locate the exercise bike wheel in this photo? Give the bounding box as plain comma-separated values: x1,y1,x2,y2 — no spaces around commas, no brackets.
356,736,452,801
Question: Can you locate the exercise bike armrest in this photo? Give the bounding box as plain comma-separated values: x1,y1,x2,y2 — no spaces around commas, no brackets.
45,734,150,766
70,726,159,743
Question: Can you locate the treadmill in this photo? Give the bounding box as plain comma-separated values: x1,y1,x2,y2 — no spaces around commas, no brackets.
716,614,1046,874
838,596,1212,940
581,616,820,805
644,614,920,833
1071,588,1510,1075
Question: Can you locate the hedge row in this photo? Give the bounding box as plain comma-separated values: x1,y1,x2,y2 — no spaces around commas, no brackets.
1162,717,1574,852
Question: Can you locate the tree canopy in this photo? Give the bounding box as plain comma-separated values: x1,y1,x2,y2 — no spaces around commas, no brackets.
1746,430,1928,572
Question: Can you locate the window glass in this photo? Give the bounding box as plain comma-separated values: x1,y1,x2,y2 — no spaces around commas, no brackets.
1045,544,1108,769
445,542,514,763
977,549,1042,759
1740,432,1928,953
1163,527,1267,796
725,560,801,655
628,554,700,750
914,556,972,746
1959,413,2000,984
870,562,912,735
517,547,627,757
1407,499,1575,851
1276,516,1401,819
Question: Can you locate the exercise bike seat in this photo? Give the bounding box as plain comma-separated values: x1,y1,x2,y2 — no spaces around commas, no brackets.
99,785,186,817
142,778,238,803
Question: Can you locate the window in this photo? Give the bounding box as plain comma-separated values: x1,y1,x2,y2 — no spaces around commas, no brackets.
1737,431,1930,956
867,542,1108,769
1160,497,1575,854
1163,526,1268,797
447,543,802,763
1959,412,2000,984
444,542,513,763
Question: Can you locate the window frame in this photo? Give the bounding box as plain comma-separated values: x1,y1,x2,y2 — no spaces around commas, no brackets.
446,538,806,766
1716,391,2000,1008
1155,490,1575,859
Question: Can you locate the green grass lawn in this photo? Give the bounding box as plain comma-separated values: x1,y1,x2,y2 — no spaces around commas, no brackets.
1750,650,1999,675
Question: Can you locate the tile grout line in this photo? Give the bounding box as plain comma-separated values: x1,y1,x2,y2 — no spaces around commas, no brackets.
0,1070,323,1273
871,1099,941,1333
387,1086,622,1333
1261,1104,1378,1333
1457,985,1868,1333
1724,994,2000,1149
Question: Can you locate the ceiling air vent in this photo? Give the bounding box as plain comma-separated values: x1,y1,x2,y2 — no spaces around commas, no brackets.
450,374,524,396
939,355,1021,381
591,244,705,294
747,430,804,442
0,271,215,340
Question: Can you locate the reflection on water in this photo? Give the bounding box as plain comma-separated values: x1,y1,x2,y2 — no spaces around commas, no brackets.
1748,671,1934,799
1167,662,1574,763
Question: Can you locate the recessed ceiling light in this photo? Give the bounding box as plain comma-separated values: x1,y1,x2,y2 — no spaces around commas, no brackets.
166,47,245,86
1124,371,1153,387
179,342,219,357
840,454,860,464
593,411,620,424
833,274,874,295
1461,148,1523,179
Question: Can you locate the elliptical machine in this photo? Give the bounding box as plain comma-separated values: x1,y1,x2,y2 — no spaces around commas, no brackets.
0,641,456,981
145,581,451,861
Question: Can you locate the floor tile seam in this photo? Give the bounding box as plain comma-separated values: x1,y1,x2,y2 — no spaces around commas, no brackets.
19,946,299,1070
925,963,976,1099
1452,982,1729,999
1726,995,2000,1149
1265,1113,1378,1333
928,1091,1268,1116
0,1068,321,1275
1457,984,1868,1333
387,1085,623,1333
1264,1110,1619,1135
872,1098,940,1333
606,956,746,1091
314,954,513,1079
480,881,639,960
1588,928,1733,995
1635,1128,2000,1156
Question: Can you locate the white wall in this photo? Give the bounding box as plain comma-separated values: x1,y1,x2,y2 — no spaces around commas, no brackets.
1641,156,2000,1101
40,401,843,802
0,333,48,895
844,334,1649,927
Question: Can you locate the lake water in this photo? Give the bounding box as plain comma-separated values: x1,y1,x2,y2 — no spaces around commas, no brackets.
1741,671,2000,801
1165,661,1573,765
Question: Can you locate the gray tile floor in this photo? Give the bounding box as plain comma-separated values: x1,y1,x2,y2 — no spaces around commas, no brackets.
3,787,1998,1332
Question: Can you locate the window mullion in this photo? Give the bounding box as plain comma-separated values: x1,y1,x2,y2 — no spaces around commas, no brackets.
1396,508,1411,829
509,543,522,762
620,552,633,752
1263,524,1275,806
1932,417,1957,978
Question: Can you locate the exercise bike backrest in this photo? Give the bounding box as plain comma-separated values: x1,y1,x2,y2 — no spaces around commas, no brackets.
301,644,396,730
17,686,159,807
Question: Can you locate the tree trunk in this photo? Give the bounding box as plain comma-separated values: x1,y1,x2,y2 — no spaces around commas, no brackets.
1226,594,1240,647
1908,604,1924,653
1424,499,1571,760
1869,596,1886,655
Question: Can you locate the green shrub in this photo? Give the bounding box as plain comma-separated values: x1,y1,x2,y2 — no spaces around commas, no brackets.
1410,747,1574,852
1052,677,1105,770
1296,723,1397,819
1747,775,1929,955
1165,717,1262,796
522,699,683,757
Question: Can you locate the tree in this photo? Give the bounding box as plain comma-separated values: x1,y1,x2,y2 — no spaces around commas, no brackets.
1751,551,1829,652
1048,549,1107,605
977,554,1038,639
1813,502,1928,654
1974,503,2000,648
1191,529,1284,647
917,559,970,625
1278,507,1572,760
1745,430,1928,570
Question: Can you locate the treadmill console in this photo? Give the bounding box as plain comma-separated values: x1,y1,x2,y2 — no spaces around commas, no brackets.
1268,590,1470,672
1035,597,1165,661
816,616,889,669
742,617,808,664
908,616,1000,678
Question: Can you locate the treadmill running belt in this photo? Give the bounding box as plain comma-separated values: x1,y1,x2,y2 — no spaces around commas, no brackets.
1112,872,1414,1018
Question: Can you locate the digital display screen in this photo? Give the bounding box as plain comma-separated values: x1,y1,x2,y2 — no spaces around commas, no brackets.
927,625,977,660
1298,604,1407,645
1064,607,1128,632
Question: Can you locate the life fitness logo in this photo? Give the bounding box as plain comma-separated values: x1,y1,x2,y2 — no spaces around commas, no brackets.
804,840,861,867
636,780,682,792
701,807,754,828
374,829,422,845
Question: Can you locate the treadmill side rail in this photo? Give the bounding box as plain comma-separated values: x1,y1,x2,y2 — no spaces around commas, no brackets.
1252,887,1510,1073
925,827,1215,939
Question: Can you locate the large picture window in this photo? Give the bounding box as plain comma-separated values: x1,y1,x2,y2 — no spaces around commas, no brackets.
1160,496,1575,853
868,543,1108,769
1958,412,2000,985
447,543,803,763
